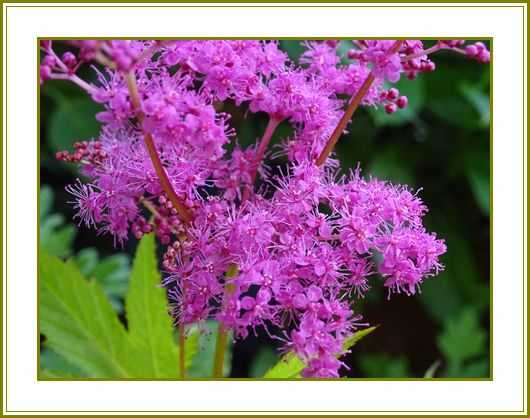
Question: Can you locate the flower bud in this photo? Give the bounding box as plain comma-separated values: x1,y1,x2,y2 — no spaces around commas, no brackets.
325,40,340,48
62,52,77,68
40,40,52,50
475,42,486,52
40,65,52,81
396,96,408,109
385,103,397,114
465,44,478,57
478,50,490,63
42,55,56,68
347,50,362,60
424,61,436,72
387,88,399,101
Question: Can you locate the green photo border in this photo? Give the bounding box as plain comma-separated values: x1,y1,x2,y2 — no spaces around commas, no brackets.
1,1,527,415
35,35,494,384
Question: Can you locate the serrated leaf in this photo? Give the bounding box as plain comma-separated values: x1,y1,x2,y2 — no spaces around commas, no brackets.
419,218,488,323
466,151,490,216
92,254,130,297
75,248,130,313
264,326,377,378
342,326,378,348
40,347,86,377
250,346,278,378
458,360,489,377
39,185,77,257
263,351,306,379
39,252,138,377
125,234,180,378
40,213,76,257
40,239,191,378
184,328,200,368
188,321,233,378
358,353,410,378
75,248,99,275
48,96,101,153
438,308,486,368
460,83,490,128
40,185,53,219
279,40,305,61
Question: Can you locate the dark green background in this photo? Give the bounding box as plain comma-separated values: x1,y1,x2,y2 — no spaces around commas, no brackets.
39,40,490,378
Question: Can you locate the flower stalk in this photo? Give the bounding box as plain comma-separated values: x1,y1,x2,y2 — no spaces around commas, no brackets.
316,40,404,166
315,72,375,166
242,116,282,202
126,70,190,378
212,263,239,377
212,324,228,378
126,71,193,224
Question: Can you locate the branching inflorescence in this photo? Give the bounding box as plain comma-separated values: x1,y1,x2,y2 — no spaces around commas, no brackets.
42,39,489,378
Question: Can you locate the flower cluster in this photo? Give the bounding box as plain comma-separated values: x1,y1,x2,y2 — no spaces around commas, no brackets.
42,39,488,377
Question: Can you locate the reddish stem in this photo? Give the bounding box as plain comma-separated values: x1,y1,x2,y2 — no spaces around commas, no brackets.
315,72,375,167
126,72,193,224
241,116,281,202
401,44,447,61
316,40,404,167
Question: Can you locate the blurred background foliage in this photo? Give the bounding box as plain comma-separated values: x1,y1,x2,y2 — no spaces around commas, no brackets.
39,40,490,378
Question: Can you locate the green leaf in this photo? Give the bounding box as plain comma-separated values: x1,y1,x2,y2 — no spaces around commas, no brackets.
75,248,131,313
39,369,76,379
262,351,306,379
458,360,489,377
249,347,279,378
343,325,378,348
75,248,99,275
438,308,486,369
468,170,490,215
358,353,410,378
40,347,86,377
419,218,488,322
39,236,192,378
279,40,305,61
428,98,476,129
48,96,101,153
40,214,76,257
419,276,464,323
39,251,137,377
188,321,233,378
369,145,415,186
39,185,76,257
184,328,200,368
466,150,490,215
264,326,377,378
125,234,180,378
460,83,490,128
424,63,485,130
92,254,130,297
40,185,53,219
